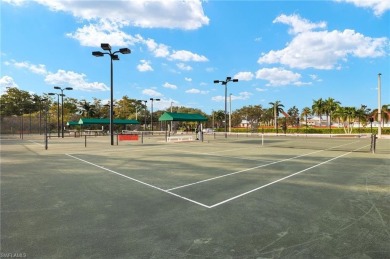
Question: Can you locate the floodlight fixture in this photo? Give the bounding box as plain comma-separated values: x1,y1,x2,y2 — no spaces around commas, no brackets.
92,51,104,57
101,43,111,51
213,76,239,138
112,55,119,61
119,48,131,54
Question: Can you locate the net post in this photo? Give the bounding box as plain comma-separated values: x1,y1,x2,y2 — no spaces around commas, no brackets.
261,133,264,146
85,135,87,148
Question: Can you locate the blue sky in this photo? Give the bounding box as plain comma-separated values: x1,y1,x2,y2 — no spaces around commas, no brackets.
1,0,389,114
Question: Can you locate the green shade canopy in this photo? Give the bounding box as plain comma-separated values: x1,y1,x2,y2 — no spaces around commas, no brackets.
66,121,79,126
158,112,208,122
78,118,139,125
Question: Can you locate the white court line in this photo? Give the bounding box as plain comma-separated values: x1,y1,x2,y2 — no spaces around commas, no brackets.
28,140,44,146
65,154,211,209
166,140,361,191
208,144,369,208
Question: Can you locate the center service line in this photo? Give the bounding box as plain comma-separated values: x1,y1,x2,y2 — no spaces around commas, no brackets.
166,140,360,191
208,144,369,208
65,154,211,209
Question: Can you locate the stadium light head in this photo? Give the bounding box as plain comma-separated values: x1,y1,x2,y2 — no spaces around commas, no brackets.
65,87,73,90
54,86,61,90
48,93,55,96
101,43,111,51
214,80,220,84
226,77,232,80
156,99,161,101
119,48,131,54
92,51,104,57
232,79,238,82
112,55,119,60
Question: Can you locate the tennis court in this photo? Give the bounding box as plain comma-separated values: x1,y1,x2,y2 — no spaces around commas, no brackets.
1,134,389,258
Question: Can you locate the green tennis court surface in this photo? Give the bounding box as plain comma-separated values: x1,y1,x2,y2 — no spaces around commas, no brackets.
1,134,389,258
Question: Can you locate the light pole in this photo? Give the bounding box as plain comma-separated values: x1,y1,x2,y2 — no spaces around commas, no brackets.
40,98,48,149
52,86,73,138
93,43,131,145
377,73,382,138
229,93,232,133
150,98,160,132
214,77,238,138
48,92,61,137
170,101,174,133
139,100,147,130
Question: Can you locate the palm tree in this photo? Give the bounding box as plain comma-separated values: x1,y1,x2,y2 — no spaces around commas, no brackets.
312,98,325,127
324,97,341,134
301,107,312,133
79,100,96,118
356,104,370,133
372,104,390,127
335,106,356,134
269,101,284,133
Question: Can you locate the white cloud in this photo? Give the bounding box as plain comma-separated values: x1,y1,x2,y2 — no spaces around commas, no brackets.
144,38,170,58
232,92,252,100
27,0,209,30
170,50,208,62
137,60,153,72
185,77,192,82
6,60,48,75
2,0,26,6
234,72,254,81
273,14,326,35
259,14,388,70
142,88,163,97
255,67,302,86
177,63,193,71
211,95,224,102
0,76,19,93
67,20,140,47
186,88,209,94
335,0,390,16
256,88,268,92
44,70,109,91
163,82,177,89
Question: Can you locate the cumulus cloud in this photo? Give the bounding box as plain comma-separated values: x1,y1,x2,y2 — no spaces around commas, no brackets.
335,0,390,16
163,82,177,89
67,20,140,47
170,50,208,62
19,0,209,30
142,88,163,97
137,60,153,72
44,70,109,91
259,14,388,70
185,77,192,82
234,72,254,81
0,76,19,93
5,60,47,75
186,88,209,94
255,67,302,86
212,92,252,102
273,14,326,35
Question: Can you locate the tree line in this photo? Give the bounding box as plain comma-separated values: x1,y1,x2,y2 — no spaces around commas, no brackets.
1,87,389,134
